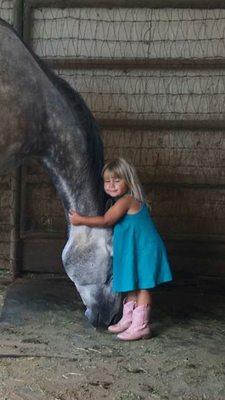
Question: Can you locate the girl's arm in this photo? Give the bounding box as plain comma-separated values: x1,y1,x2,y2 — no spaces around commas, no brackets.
69,196,132,228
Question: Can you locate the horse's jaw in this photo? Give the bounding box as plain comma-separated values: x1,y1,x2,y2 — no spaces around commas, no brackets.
62,225,121,327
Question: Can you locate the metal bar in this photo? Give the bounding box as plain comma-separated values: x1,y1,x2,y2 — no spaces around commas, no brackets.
45,57,225,71
23,0,225,9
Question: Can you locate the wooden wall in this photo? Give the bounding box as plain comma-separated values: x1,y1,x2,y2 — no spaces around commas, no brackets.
1,0,225,279
0,0,16,272
0,175,11,272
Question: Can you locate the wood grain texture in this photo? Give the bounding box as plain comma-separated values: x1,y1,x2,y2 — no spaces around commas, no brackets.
32,8,225,60
102,129,225,185
145,186,225,236
22,238,65,272
55,68,225,121
0,234,10,270
0,0,14,24
25,0,225,9
0,177,11,270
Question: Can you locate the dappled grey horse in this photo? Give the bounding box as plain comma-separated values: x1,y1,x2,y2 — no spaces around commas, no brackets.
0,18,121,326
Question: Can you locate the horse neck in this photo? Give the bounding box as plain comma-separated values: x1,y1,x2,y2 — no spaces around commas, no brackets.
39,80,105,217
41,152,104,217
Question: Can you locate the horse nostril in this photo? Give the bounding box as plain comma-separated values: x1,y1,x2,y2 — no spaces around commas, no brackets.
84,308,105,327
84,308,99,327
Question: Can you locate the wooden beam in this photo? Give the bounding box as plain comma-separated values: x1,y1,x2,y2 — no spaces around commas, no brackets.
9,169,22,279
98,119,225,130
18,231,225,244
45,58,225,71
9,0,24,279
144,181,225,191
23,1,32,44
13,0,23,34
20,232,66,240
23,0,225,9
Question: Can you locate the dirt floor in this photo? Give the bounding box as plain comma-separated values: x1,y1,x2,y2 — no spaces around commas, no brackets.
0,272,225,400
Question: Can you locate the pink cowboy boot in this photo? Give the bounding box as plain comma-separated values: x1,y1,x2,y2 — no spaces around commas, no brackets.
108,300,136,333
117,304,151,341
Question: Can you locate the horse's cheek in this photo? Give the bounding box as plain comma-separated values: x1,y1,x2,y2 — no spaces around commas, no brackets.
62,229,112,286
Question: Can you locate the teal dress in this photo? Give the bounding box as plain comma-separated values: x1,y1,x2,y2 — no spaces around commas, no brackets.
113,203,172,292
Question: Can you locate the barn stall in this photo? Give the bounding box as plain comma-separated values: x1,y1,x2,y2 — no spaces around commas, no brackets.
1,0,225,285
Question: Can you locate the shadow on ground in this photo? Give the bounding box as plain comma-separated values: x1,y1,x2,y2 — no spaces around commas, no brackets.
0,275,225,400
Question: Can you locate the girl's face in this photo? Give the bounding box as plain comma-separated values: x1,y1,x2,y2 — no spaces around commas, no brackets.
103,170,128,198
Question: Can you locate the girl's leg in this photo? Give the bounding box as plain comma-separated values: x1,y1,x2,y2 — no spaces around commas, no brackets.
117,289,152,341
108,291,136,333
125,290,137,303
136,289,152,306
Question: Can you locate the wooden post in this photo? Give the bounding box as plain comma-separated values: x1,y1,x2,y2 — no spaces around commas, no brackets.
9,0,23,279
9,169,22,279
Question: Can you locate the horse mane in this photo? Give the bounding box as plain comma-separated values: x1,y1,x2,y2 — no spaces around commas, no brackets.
0,18,104,202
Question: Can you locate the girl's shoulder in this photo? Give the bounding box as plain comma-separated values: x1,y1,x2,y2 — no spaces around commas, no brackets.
127,196,143,214
113,194,133,209
114,193,133,203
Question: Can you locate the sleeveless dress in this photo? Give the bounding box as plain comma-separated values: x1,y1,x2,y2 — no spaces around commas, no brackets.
112,203,172,292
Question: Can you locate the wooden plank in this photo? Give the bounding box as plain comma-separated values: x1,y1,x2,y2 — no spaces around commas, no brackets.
102,128,225,148
0,0,25,277
163,226,225,278
167,238,225,256
169,254,225,277
99,119,225,130
21,230,225,276
20,181,66,235
17,129,225,187
45,58,225,71
0,179,11,235
13,0,23,33
0,0,14,24
9,169,22,278
145,186,225,237
22,238,65,273
0,242,10,257
168,237,225,278
0,255,10,270
24,0,225,9
102,128,225,185
0,232,10,270
31,8,225,61
53,68,225,122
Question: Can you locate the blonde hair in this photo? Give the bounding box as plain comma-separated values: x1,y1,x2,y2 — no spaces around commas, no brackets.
102,158,146,203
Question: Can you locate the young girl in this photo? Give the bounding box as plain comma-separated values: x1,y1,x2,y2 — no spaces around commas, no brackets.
69,158,172,341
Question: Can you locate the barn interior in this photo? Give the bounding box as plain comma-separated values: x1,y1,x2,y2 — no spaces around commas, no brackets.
1,1,225,399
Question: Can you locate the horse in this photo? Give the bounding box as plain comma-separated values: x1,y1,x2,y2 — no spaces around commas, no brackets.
0,18,121,327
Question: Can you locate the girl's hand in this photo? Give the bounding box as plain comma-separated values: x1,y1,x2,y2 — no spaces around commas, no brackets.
69,210,82,226
68,196,132,228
